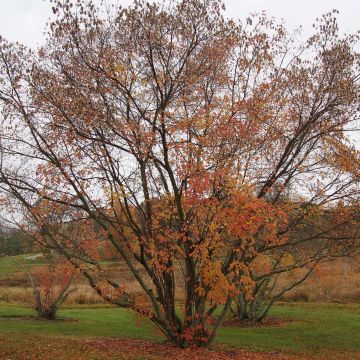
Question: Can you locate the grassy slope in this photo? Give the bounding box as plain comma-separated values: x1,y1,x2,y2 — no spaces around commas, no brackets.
0,254,45,276
0,305,157,340
0,303,359,355
0,255,116,277
217,303,360,352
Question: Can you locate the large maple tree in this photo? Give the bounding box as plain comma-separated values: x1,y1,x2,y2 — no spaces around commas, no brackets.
0,0,359,347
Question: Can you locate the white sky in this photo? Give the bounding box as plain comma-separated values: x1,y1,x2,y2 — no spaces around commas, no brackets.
0,0,359,48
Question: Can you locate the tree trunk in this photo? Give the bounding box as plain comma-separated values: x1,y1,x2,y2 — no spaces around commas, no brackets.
37,307,57,320
233,294,263,323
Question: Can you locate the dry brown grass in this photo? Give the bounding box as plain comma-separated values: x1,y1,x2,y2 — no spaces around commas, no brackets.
0,286,33,304
0,257,359,306
0,284,101,305
0,261,166,306
280,258,360,302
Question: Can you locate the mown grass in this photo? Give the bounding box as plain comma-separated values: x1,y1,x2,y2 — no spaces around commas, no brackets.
217,303,360,352
1,254,359,357
0,255,125,280
0,254,46,276
0,255,119,277
0,302,359,355
0,304,157,340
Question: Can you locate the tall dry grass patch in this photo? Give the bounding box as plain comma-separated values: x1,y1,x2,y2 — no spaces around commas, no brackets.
280,258,360,302
1,258,359,306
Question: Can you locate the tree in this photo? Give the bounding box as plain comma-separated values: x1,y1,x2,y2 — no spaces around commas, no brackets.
231,202,360,322
0,0,359,347
16,252,77,320
0,223,34,256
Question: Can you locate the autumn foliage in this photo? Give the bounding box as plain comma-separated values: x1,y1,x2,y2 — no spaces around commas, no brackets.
0,0,359,347
31,257,76,320
14,251,77,320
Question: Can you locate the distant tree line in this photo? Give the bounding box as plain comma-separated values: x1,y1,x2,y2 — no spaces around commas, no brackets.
0,225,34,255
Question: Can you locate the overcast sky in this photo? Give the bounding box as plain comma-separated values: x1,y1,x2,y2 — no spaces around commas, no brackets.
0,0,359,48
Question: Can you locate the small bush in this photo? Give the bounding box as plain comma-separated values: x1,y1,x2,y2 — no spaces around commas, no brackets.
285,291,310,302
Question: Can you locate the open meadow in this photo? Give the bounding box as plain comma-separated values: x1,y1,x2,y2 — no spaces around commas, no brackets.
1,254,359,359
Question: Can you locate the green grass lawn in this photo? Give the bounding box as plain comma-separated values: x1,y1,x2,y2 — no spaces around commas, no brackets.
0,254,46,276
0,302,359,355
0,255,118,277
0,304,157,340
217,303,360,352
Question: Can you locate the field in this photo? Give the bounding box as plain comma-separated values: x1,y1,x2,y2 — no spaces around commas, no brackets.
1,254,359,305
0,254,46,276
0,303,360,359
0,255,359,359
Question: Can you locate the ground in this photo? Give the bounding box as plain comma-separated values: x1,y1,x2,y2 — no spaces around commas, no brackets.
1,254,360,359
0,302,359,359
